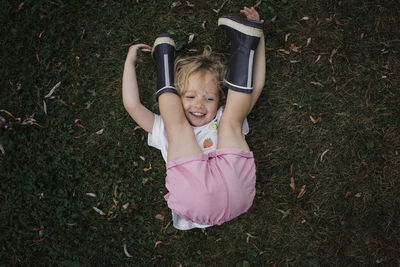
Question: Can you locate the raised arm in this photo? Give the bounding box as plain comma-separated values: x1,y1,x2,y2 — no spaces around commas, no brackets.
241,6,266,113
122,44,155,133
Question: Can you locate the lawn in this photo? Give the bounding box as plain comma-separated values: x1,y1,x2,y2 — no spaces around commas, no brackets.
1,0,399,265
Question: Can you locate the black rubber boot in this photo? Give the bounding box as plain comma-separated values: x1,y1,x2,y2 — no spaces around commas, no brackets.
218,16,263,93
152,33,178,101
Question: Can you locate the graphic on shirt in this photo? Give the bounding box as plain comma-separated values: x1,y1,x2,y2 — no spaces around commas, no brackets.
208,120,218,130
203,138,214,148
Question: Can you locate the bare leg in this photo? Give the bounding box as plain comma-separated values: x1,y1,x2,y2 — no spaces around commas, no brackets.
217,17,263,151
217,91,251,151
152,34,201,161
158,92,202,161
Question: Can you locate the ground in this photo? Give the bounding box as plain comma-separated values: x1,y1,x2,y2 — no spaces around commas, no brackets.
1,0,399,265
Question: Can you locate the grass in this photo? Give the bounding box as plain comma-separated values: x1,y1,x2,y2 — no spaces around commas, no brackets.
1,0,399,265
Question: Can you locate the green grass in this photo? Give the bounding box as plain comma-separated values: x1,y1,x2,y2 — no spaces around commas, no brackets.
1,0,399,265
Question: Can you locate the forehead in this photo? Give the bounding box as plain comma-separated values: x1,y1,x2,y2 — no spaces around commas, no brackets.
186,70,219,95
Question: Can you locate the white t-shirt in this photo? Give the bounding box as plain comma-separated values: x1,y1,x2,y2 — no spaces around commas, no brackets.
148,106,249,230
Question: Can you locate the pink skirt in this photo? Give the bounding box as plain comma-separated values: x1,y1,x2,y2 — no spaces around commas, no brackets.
164,148,256,226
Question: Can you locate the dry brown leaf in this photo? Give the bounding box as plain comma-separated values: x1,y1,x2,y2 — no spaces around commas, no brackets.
290,164,294,177
143,163,152,172
213,0,228,14
186,1,194,7
285,33,290,42
310,81,324,87
171,1,181,8
306,37,312,47
344,191,352,198
122,202,130,209
309,115,322,124
113,184,119,198
290,177,295,191
155,214,164,221
18,2,25,11
297,185,306,199
35,53,40,63
154,241,162,249
277,48,290,55
290,43,301,52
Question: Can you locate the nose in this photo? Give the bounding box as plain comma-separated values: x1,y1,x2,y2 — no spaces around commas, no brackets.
194,97,204,107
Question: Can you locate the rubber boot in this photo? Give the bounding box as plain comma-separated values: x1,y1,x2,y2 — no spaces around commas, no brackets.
218,16,263,93
152,33,178,101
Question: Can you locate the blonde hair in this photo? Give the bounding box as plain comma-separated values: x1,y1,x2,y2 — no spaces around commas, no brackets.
174,55,226,106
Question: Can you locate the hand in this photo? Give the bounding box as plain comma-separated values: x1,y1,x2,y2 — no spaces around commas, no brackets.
240,6,264,23
126,44,152,65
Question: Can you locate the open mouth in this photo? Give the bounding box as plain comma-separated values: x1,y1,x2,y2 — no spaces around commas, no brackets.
190,112,206,118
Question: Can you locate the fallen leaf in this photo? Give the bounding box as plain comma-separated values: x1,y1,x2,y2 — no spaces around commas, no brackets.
290,43,301,52
131,202,138,210
96,128,104,135
201,21,206,29
113,184,119,198
306,37,312,47
154,241,162,249
301,16,310,21
0,144,5,155
344,191,352,198
44,81,61,99
123,243,133,257
171,1,181,8
290,164,295,177
320,149,329,162
314,55,321,63
75,56,80,66
277,48,290,55
140,156,145,161
188,33,195,44
254,0,262,7
18,2,25,11
277,209,291,219
155,214,165,220
122,202,130,209
143,163,152,172
245,233,256,243
92,206,105,216
284,33,290,42
309,115,322,124
74,119,85,128
86,192,96,197
213,0,228,14
186,1,194,7
310,81,324,87
35,53,40,63
290,177,295,191
43,100,47,114
297,185,306,199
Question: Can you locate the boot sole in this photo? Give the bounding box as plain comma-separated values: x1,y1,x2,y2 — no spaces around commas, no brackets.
218,17,263,38
151,35,175,58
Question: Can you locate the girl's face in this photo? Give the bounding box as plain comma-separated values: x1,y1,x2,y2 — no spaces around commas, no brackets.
181,71,220,127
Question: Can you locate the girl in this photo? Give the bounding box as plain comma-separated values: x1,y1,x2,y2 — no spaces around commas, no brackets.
122,7,265,230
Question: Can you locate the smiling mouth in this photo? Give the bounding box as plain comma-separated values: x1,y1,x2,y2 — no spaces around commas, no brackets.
190,112,206,117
